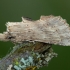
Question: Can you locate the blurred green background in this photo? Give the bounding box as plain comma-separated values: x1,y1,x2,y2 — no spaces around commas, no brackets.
0,0,70,70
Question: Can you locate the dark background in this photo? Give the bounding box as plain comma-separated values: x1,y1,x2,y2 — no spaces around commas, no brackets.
0,0,70,70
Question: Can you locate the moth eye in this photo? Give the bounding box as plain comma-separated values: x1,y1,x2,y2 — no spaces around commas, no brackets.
8,36,15,39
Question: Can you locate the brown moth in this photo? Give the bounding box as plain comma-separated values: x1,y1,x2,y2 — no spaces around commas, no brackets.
0,15,70,46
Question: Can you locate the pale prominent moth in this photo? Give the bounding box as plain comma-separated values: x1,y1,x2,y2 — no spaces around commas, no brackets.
0,15,70,46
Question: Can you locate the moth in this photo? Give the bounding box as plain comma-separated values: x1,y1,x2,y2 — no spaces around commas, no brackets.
0,15,70,46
